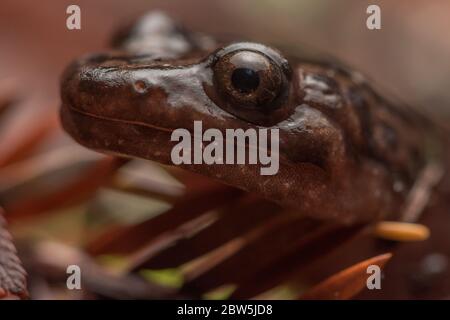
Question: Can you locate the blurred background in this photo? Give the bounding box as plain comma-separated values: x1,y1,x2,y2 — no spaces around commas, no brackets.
0,0,449,300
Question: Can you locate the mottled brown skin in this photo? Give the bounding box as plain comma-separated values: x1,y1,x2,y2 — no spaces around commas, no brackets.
60,12,438,224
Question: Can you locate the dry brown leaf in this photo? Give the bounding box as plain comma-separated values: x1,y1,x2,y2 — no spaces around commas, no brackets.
135,195,281,270
5,156,126,222
87,182,242,255
182,215,320,294
299,252,393,300
30,241,189,299
0,105,58,168
231,224,364,299
0,79,18,119
0,208,27,299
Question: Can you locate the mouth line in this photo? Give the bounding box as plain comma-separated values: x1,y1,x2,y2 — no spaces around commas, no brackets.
64,104,175,134
63,103,294,168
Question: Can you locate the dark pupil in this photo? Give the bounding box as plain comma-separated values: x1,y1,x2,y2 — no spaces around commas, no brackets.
231,68,260,93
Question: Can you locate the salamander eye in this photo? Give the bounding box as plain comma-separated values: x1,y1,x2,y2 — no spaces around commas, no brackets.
213,50,285,109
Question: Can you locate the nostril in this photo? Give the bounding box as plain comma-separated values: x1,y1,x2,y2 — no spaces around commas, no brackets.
133,79,149,94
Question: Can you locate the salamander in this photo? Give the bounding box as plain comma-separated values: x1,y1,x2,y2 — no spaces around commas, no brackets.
60,11,445,224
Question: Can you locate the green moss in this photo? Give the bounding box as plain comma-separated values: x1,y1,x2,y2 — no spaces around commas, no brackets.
139,268,184,288
203,284,237,300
